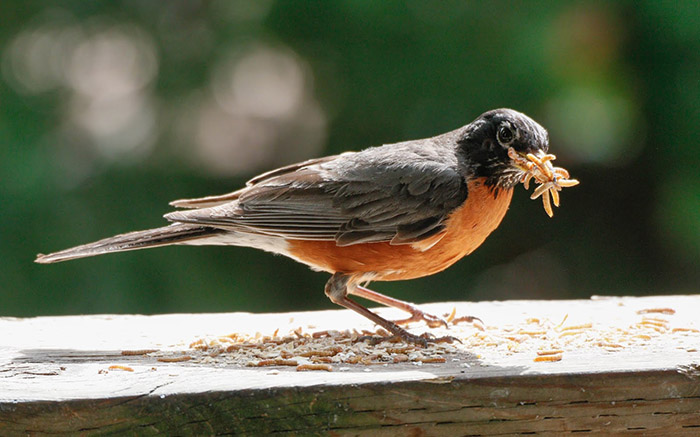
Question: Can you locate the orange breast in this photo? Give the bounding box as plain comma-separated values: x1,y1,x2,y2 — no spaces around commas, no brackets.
288,178,513,281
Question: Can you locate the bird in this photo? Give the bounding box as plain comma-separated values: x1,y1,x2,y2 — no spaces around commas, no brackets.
36,108,578,345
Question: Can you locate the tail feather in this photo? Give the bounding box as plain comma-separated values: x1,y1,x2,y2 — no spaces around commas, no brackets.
35,224,223,264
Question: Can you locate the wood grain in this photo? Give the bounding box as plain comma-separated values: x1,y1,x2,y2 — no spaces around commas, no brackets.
1,295,699,435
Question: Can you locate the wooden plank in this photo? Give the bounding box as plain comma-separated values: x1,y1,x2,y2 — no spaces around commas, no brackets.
1,295,699,435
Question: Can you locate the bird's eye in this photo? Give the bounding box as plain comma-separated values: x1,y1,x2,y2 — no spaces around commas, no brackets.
497,125,515,145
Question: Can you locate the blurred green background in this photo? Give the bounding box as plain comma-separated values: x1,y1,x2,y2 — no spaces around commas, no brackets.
2,1,698,317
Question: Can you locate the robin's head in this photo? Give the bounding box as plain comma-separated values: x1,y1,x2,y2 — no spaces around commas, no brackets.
457,108,550,188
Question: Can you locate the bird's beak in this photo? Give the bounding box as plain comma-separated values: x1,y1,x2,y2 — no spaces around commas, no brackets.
508,149,548,174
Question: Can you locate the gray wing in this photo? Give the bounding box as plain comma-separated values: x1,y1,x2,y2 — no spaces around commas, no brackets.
164,141,468,247
169,155,340,209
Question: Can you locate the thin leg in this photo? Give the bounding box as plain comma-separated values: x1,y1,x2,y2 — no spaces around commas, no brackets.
353,285,479,328
324,273,456,346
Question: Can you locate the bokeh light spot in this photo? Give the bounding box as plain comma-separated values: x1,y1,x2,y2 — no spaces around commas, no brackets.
545,86,639,165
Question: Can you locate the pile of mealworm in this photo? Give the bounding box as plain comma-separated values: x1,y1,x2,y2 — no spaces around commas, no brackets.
116,306,700,372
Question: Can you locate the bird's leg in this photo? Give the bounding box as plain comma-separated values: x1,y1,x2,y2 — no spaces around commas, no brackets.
324,273,457,346
351,285,450,328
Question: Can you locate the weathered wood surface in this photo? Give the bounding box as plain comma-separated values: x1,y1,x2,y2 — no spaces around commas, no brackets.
1,295,699,435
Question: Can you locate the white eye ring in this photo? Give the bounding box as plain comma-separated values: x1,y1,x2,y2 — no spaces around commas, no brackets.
497,123,517,146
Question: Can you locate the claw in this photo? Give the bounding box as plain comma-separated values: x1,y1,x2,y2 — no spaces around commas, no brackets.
392,310,449,329
451,315,485,331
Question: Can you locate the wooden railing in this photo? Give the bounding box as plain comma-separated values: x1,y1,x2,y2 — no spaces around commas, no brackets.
1,295,699,434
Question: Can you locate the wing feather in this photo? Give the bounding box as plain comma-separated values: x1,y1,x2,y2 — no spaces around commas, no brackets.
165,138,468,246
170,155,340,208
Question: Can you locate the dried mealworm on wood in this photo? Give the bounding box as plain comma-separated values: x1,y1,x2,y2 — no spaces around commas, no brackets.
393,354,410,363
641,320,668,328
251,359,298,367
556,314,569,328
537,349,564,356
534,354,562,362
420,356,446,363
108,365,134,372
518,330,547,335
299,350,332,357
597,342,623,349
386,347,411,354
560,323,593,331
672,328,700,333
641,317,669,323
297,363,332,372
189,339,206,349
445,307,457,323
157,355,192,363
558,330,586,338
637,308,676,315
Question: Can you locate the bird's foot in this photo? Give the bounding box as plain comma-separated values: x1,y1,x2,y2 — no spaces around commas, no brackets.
451,314,485,331
392,308,450,329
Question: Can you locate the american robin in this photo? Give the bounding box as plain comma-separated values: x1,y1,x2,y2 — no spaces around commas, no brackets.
36,108,578,345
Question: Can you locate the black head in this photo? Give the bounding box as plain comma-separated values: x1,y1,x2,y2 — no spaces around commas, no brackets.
457,108,550,188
